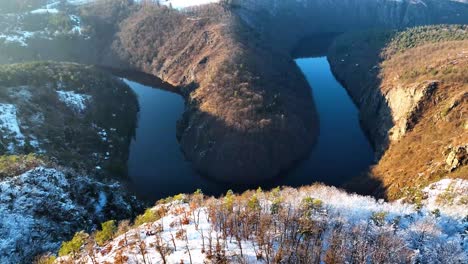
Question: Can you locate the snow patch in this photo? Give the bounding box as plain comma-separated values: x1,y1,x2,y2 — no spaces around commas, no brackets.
0,31,35,46
161,0,220,9
0,104,25,151
69,14,82,34
95,191,107,214
30,8,59,14
56,90,91,113
422,178,468,216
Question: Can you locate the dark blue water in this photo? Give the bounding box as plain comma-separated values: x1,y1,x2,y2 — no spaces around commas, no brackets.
124,79,219,200
125,56,374,201
285,57,374,185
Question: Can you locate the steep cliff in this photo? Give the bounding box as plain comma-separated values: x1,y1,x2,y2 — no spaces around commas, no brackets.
328,25,468,199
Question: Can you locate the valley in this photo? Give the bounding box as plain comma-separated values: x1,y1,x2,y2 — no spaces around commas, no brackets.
0,0,466,263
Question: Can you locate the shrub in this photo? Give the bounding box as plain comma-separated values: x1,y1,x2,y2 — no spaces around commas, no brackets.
301,197,324,216
0,154,46,179
371,212,388,226
224,190,234,211
48,12,74,32
35,254,57,264
248,194,260,211
95,220,117,246
58,231,88,257
172,193,188,203
270,197,282,215
134,208,161,226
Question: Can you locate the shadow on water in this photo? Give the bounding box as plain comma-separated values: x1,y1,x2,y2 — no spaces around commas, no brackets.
292,32,342,58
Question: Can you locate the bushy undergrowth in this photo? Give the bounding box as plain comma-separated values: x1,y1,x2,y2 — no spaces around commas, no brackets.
383,25,468,58
0,154,47,179
56,185,467,263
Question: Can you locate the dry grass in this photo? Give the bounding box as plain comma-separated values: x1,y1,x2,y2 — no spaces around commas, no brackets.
330,27,468,200
373,41,468,200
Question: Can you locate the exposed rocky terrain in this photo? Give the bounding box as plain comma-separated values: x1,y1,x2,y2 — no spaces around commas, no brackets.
328,25,468,199
0,167,139,263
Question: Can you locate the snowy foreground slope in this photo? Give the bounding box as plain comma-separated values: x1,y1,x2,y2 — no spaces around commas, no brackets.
0,167,138,263
57,180,467,264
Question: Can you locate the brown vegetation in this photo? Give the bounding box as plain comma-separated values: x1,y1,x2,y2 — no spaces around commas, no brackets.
329,26,468,200
372,40,468,199
111,3,317,183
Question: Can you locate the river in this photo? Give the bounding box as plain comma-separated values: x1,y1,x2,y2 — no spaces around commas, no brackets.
125,56,374,201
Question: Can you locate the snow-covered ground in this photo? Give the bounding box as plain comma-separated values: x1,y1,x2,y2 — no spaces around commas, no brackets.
59,179,468,264
31,8,59,14
422,178,468,216
0,167,138,263
57,90,92,113
161,0,220,9
0,103,25,151
0,0,88,47
0,31,36,47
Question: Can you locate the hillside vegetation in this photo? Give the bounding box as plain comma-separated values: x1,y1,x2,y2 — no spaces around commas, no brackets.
0,62,139,177
0,62,142,263
53,182,467,263
329,25,468,200
109,3,318,183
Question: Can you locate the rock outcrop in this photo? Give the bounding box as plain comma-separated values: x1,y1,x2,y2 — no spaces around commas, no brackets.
444,145,468,172
328,26,468,199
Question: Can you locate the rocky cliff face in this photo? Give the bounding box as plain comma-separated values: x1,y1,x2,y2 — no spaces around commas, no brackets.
328,26,468,199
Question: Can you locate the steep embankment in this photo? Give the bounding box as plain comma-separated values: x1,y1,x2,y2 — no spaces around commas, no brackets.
0,62,141,263
328,25,468,199
108,5,318,183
